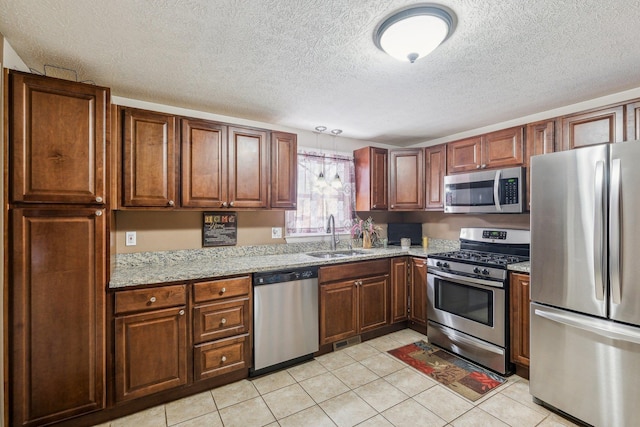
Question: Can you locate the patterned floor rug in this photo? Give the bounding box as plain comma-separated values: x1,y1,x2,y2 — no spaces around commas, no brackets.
388,340,507,401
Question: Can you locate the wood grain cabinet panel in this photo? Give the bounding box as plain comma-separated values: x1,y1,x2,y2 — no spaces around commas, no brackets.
409,257,428,329
425,144,447,210
193,298,250,344
390,257,409,323
228,127,269,208
525,120,555,210
359,276,390,333
447,127,524,173
319,279,359,345
389,148,424,210
560,105,624,150
9,70,108,205
270,131,298,209
510,272,531,371
11,208,106,426
122,108,177,207
354,147,388,210
194,334,250,381
447,137,482,173
181,118,228,207
625,101,640,142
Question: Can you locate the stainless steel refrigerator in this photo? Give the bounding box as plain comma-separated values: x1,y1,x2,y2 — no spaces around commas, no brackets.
530,141,640,427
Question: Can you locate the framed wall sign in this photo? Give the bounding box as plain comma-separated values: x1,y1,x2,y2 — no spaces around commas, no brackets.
203,212,237,247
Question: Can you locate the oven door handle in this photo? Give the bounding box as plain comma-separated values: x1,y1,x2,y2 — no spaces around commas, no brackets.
434,323,505,355
428,269,503,289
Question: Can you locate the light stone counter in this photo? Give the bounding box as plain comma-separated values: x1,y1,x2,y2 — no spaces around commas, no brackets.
109,239,460,289
507,261,530,274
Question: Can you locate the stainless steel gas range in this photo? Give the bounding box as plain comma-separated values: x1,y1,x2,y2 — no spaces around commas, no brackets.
426,228,530,375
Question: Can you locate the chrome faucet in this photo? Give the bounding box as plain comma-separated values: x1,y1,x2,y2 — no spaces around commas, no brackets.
327,214,340,251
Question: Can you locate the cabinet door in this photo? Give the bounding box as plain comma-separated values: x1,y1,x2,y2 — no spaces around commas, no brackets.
115,306,188,402
271,132,298,209
625,101,640,141
425,144,446,210
123,108,177,207
359,275,390,333
228,127,269,208
319,280,358,345
409,258,428,328
11,208,106,426
181,118,228,207
560,105,624,150
9,71,108,205
389,148,424,210
525,120,555,210
447,137,482,173
194,334,251,381
390,258,408,323
354,147,388,210
482,126,524,169
193,297,250,344
510,273,531,367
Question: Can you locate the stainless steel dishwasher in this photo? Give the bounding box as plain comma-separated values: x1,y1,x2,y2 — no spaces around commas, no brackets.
251,266,319,376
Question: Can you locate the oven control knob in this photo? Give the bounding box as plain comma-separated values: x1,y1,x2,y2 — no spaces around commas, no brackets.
442,262,450,269
482,268,490,276
436,261,442,267
473,267,481,274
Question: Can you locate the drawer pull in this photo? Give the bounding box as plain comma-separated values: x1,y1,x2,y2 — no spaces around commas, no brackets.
221,355,227,363
95,196,103,203
221,318,227,324
95,210,103,216
220,287,226,294
179,309,185,316
168,200,175,206
149,296,157,303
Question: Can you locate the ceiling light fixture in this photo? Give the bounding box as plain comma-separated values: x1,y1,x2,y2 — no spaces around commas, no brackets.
314,126,328,190
374,4,456,63
329,129,343,190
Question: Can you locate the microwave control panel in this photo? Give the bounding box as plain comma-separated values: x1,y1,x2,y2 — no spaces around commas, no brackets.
501,178,519,204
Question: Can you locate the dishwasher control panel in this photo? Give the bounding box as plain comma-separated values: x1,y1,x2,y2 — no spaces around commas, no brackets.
253,267,319,285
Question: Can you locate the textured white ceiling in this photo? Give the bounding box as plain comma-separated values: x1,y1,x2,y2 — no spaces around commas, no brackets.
1,0,640,146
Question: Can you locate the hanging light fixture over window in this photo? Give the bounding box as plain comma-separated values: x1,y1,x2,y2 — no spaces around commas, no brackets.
374,5,456,63
314,126,328,190
330,129,343,190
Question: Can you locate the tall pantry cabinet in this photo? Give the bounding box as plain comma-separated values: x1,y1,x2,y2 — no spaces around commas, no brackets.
6,70,109,426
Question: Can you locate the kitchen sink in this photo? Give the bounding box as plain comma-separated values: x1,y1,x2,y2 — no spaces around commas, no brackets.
305,250,367,259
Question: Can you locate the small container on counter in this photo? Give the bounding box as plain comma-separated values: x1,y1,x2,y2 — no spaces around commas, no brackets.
423,236,429,250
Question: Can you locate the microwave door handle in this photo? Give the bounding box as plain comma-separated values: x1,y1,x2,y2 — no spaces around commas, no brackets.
493,169,502,212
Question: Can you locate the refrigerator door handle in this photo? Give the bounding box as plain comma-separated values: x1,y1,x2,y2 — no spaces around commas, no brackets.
593,160,606,302
534,307,640,345
610,158,622,305
493,169,502,212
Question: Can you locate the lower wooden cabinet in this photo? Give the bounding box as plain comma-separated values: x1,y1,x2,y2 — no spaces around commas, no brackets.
409,257,428,328
319,260,390,345
114,285,188,402
510,272,531,372
390,257,409,323
194,334,250,381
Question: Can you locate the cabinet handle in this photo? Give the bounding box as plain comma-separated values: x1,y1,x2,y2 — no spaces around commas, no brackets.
220,287,226,294
229,201,234,207
373,204,377,208
179,309,185,316
168,200,175,206
95,210,103,217
221,318,227,324
221,355,227,363
149,296,157,303
95,196,103,203
481,164,487,169
222,202,228,208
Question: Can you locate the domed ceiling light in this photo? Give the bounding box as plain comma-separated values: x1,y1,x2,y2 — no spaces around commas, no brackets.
374,5,456,63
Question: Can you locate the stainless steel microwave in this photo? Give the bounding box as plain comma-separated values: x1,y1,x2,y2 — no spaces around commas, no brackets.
444,166,525,213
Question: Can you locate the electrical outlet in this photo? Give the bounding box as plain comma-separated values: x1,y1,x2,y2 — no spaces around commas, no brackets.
271,227,283,239
125,231,137,246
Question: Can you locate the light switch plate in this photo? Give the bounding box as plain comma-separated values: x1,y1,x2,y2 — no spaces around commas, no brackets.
271,227,283,239
125,231,137,246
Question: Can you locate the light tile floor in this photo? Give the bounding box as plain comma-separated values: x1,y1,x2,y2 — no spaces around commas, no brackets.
99,329,581,427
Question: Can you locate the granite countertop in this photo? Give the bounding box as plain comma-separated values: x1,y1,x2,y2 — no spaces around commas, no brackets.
109,239,460,289
508,261,530,274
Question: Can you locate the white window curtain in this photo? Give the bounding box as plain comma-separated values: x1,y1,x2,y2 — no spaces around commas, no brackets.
285,151,355,236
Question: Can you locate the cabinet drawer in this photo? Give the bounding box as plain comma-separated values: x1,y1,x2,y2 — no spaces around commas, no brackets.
193,276,251,303
193,297,250,344
319,259,389,283
114,285,186,315
194,334,250,381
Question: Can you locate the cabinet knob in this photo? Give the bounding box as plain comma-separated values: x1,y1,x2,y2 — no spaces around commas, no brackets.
220,287,226,294
229,201,234,207
222,202,228,208
179,309,185,316
481,164,487,169
95,210,103,216
221,318,227,324
293,202,296,207
221,355,227,363
95,196,103,203
476,165,481,169
373,204,377,208
390,205,394,209
168,200,175,206
149,296,157,303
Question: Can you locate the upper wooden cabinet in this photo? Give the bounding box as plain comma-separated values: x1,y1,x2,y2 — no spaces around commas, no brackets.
122,108,178,208
525,120,555,210
270,132,297,209
354,147,388,211
559,105,624,150
228,127,269,208
425,144,447,210
9,70,109,205
625,101,640,142
389,148,424,210
447,127,524,174
181,118,228,208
